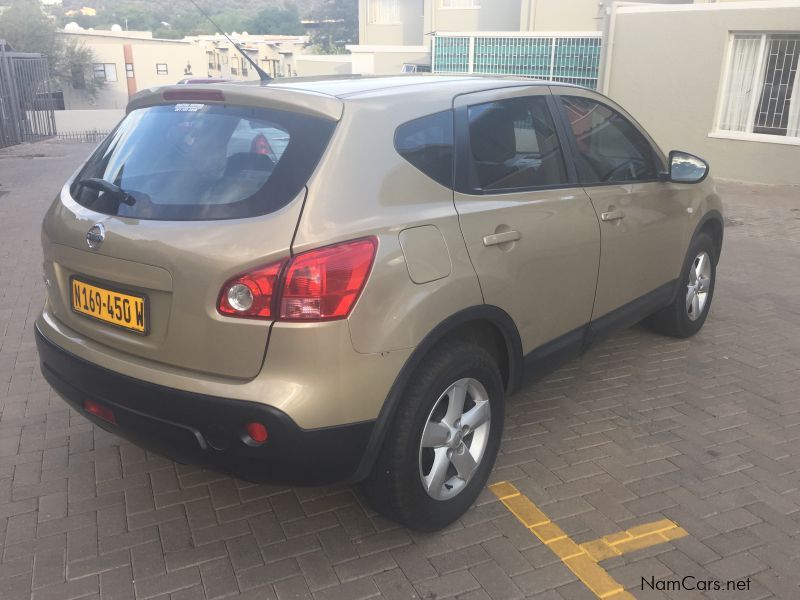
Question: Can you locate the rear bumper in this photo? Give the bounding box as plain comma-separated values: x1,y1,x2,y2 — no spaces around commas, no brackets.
35,325,374,485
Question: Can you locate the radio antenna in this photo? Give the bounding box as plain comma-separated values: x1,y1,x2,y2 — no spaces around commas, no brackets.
186,0,272,84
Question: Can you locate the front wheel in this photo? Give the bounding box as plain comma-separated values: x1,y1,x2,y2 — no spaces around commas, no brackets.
361,341,504,531
649,232,717,338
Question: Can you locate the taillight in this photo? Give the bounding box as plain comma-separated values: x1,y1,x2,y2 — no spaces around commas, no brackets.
217,259,286,319
280,238,377,321
216,238,377,322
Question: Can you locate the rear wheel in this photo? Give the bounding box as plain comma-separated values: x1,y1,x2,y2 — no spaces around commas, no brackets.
650,232,717,338
361,341,504,531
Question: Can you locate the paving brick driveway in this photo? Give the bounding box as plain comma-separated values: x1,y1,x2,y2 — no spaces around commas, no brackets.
1,141,798,600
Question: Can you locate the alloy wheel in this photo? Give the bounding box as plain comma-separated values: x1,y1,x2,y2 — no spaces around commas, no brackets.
686,250,712,321
418,378,491,501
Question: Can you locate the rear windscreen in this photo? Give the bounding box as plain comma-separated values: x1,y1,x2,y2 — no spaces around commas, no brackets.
70,103,337,220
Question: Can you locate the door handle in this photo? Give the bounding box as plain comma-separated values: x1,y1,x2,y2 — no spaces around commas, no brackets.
600,209,624,222
483,230,521,247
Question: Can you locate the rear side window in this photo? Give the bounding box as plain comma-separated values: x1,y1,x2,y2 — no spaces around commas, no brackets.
560,96,661,184
466,96,568,192
395,110,454,188
70,104,336,220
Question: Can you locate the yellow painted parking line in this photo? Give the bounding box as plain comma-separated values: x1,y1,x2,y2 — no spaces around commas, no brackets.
581,518,688,561
490,481,687,600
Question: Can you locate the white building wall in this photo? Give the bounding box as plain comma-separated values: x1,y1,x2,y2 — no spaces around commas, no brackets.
59,31,207,110
54,109,124,133
294,55,353,76
605,1,800,184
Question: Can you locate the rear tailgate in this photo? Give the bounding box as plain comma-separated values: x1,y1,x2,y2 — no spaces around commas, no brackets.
43,195,307,379
42,87,341,379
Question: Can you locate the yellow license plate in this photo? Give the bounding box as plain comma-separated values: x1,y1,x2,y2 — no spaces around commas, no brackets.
70,278,147,334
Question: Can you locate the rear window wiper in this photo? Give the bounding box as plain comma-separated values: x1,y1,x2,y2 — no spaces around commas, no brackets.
77,178,138,206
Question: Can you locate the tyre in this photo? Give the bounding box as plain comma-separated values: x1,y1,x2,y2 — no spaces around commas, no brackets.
361,340,504,531
649,232,717,338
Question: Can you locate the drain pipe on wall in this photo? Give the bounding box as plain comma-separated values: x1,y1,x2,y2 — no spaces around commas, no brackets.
599,1,638,95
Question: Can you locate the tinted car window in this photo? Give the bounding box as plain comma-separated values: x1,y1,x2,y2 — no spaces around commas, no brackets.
227,120,291,162
560,96,661,184
395,110,454,188
70,103,336,220
466,96,567,192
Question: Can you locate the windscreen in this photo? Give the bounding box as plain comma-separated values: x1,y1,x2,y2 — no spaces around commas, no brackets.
70,103,337,220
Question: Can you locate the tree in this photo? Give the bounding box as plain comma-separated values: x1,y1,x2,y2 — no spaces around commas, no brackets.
305,0,358,54
246,4,305,35
0,1,61,58
210,12,250,35
57,39,105,99
0,0,103,99
101,4,156,32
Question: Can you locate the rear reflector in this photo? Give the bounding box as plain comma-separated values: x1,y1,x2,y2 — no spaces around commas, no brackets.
163,89,225,102
245,422,268,444
83,399,116,425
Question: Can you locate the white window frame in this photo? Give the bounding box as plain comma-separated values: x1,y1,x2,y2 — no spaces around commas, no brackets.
441,0,480,8
712,31,800,146
156,63,169,76
368,0,400,24
92,63,117,82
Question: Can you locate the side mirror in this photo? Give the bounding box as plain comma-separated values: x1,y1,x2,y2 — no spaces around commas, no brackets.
664,150,709,184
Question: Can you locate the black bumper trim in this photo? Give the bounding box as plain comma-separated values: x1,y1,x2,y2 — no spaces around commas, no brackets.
35,325,373,485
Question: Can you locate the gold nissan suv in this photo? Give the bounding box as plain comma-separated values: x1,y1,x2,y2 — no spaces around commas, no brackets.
36,76,723,531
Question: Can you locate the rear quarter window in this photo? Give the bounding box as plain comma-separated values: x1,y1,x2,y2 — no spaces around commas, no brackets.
466,96,568,192
70,103,336,220
394,110,454,188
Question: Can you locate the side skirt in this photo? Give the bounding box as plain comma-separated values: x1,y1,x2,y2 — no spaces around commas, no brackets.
586,279,677,343
522,279,678,383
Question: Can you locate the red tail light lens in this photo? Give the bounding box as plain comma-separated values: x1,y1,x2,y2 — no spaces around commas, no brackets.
280,238,377,321
84,399,116,425
217,238,377,322
217,260,286,319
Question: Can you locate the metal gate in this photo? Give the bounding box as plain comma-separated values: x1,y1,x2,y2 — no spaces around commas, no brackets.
432,32,603,90
0,40,56,149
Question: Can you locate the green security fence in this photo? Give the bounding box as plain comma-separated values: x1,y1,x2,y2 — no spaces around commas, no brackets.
432,32,602,89
433,36,471,74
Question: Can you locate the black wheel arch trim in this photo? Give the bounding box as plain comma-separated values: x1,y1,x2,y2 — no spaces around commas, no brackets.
355,213,723,483
692,209,724,264
351,304,523,482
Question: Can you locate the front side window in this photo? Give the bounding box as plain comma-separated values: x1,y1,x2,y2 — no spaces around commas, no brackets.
718,33,800,140
561,96,660,184
70,104,336,220
395,110,454,188
368,0,400,24
466,95,568,192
